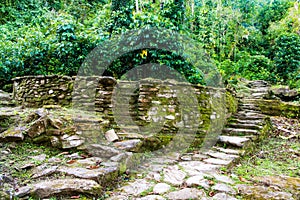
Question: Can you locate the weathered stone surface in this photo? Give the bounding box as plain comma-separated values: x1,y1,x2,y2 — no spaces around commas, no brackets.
121,179,153,196
16,178,101,198
271,85,299,101
222,127,259,135
163,165,186,186
137,195,166,200
61,134,84,149
153,183,171,194
212,183,236,195
166,188,206,200
236,184,294,200
0,127,24,141
57,166,117,180
105,129,119,142
205,151,239,161
213,147,242,155
212,174,234,184
218,136,250,147
26,117,47,138
212,193,237,200
88,144,121,158
203,158,232,166
113,139,142,151
185,175,205,187
179,161,219,175
30,154,46,162
32,166,58,179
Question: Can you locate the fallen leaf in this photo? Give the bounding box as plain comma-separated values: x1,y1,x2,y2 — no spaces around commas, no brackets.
66,160,76,164
208,191,215,197
239,176,249,182
86,165,99,169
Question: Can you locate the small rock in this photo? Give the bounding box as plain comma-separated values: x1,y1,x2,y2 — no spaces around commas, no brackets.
30,154,47,162
165,115,175,120
113,139,142,152
213,174,234,184
153,183,171,194
212,193,237,200
185,175,205,187
218,136,250,147
64,152,83,159
0,127,24,141
32,166,58,179
121,179,153,196
212,183,236,195
105,129,119,142
87,144,121,158
137,195,166,200
166,188,206,200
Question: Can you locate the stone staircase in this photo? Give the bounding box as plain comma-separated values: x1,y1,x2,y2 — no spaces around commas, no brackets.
105,80,274,200
1,80,276,200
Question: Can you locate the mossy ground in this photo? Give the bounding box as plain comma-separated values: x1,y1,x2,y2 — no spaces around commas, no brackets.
232,116,300,180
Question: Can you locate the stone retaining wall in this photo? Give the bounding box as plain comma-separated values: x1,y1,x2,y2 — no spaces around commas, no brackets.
13,76,237,141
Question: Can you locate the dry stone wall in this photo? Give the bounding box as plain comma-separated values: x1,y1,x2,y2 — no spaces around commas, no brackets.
13,75,237,146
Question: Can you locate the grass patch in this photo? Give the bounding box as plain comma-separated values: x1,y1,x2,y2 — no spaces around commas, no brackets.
233,137,300,180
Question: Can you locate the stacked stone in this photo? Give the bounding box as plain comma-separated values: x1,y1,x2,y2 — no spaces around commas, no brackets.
111,80,140,133
138,79,180,135
13,75,72,107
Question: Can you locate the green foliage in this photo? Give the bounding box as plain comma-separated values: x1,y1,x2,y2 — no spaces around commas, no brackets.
257,0,292,34
273,33,300,86
0,0,299,90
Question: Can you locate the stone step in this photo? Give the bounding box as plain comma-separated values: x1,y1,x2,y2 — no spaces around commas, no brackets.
237,108,261,113
16,178,102,198
212,147,245,155
233,114,265,120
228,118,263,125
218,135,250,147
251,93,268,98
247,80,270,88
222,128,259,136
250,88,270,93
226,123,263,130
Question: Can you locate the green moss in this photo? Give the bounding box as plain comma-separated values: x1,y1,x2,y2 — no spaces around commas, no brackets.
256,100,300,118
227,91,238,113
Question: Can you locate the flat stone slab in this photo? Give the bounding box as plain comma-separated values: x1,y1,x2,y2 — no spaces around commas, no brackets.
212,193,237,200
205,150,239,161
163,165,186,186
203,158,232,166
88,144,121,158
166,188,206,200
137,195,166,200
16,178,101,198
57,166,117,181
153,183,171,194
213,147,243,155
178,161,219,175
222,128,259,135
212,183,236,195
113,139,142,151
185,175,205,187
121,179,154,196
212,174,234,184
218,136,250,147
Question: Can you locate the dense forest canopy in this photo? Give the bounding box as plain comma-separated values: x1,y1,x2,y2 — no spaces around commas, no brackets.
0,0,299,91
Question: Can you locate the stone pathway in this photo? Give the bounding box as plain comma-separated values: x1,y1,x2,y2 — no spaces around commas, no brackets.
1,80,298,199
104,81,294,200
